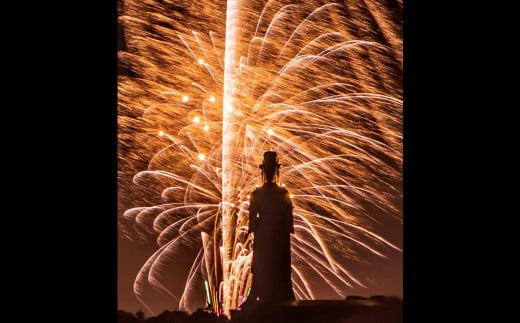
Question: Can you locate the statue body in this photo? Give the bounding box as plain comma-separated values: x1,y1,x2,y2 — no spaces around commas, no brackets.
246,151,295,305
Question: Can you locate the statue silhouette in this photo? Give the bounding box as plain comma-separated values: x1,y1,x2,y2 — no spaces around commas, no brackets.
245,150,295,307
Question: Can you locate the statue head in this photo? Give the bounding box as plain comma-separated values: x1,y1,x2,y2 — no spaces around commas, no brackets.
259,150,281,183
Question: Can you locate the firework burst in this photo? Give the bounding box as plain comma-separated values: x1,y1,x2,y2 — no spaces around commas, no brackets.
118,0,402,317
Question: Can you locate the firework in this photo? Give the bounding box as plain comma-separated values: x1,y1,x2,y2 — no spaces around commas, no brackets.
118,0,402,317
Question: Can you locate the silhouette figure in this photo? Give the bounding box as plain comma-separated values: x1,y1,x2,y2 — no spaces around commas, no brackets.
246,150,295,307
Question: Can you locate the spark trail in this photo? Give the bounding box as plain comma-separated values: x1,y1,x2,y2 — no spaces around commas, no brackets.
118,0,402,317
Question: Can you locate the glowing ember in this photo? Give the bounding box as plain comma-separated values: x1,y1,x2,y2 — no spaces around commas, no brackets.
118,0,402,317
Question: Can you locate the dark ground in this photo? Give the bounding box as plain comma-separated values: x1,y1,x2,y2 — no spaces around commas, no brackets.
118,296,402,323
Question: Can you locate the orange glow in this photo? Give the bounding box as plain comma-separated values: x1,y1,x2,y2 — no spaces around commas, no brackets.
118,0,403,316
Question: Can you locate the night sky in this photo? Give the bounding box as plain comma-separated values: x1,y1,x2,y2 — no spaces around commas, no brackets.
118,0,402,316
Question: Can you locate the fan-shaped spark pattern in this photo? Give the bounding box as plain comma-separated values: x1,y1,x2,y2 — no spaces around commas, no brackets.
118,0,402,317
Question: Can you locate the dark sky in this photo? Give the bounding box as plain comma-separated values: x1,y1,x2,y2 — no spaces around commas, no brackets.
118,0,402,316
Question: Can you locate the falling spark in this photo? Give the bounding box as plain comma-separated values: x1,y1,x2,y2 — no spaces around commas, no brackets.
118,0,402,317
